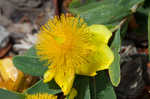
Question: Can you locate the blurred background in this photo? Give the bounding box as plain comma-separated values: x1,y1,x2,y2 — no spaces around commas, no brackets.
0,0,56,55
0,0,57,96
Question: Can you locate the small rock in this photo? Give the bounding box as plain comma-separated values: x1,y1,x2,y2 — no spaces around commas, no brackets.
9,0,42,8
120,40,138,64
115,54,148,99
0,25,10,49
8,23,34,34
0,15,12,27
13,33,37,54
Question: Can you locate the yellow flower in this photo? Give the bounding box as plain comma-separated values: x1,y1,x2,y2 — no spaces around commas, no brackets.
36,15,114,95
25,93,57,99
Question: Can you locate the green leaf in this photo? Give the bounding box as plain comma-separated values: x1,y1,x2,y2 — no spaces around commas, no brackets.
13,56,48,76
69,0,97,9
69,0,144,25
25,80,61,95
74,76,91,99
148,12,150,61
109,29,121,86
120,20,129,38
24,46,37,57
90,71,116,99
0,89,25,99
13,46,48,76
137,7,150,16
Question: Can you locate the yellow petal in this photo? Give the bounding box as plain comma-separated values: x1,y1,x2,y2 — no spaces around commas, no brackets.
68,88,77,99
43,69,55,83
76,43,113,75
93,44,114,70
88,24,112,44
75,45,98,76
75,61,97,76
54,70,75,95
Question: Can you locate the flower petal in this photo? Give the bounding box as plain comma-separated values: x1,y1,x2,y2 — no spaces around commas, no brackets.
75,61,97,76
43,69,55,83
54,70,75,95
88,24,112,44
76,43,113,75
93,44,114,70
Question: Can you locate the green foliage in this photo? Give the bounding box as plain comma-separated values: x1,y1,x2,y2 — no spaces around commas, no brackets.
11,46,61,98
109,29,121,86
0,89,25,99
13,56,48,76
69,0,144,25
90,71,116,99
72,72,116,99
0,80,61,99
74,76,91,99
24,80,61,95
13,46,48,76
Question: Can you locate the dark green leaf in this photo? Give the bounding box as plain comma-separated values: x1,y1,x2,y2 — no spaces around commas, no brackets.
0,89,25,99
13,56,48,76
120,21,129,38
90,71,116,99
109,29,121,86
25,80,61,95
74,76,91,99
69,0,97,9
69,0,144,25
